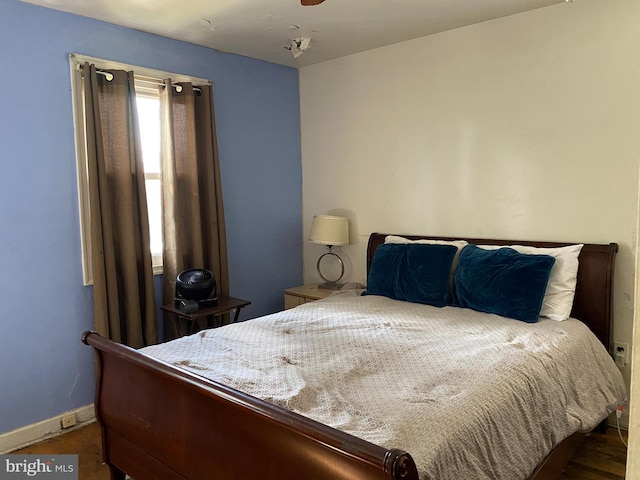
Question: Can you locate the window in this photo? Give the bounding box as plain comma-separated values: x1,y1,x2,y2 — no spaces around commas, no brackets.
135,92,163,269
70,54,209,285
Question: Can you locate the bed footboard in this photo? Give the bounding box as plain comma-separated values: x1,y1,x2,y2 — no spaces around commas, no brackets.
82,331,418,480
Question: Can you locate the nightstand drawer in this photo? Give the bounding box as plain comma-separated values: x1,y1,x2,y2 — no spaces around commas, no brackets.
283,285,332,310
284,293,307,310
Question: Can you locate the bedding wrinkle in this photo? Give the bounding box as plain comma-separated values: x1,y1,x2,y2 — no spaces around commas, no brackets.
141,291,626,480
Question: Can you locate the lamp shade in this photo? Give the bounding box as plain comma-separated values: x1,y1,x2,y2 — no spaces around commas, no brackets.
308,215,349,246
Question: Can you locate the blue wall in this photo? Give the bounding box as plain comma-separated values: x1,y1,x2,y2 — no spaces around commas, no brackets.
0,0,302,435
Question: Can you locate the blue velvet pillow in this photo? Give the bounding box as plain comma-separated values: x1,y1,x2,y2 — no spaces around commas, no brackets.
363,243,457,307
454,244,556,323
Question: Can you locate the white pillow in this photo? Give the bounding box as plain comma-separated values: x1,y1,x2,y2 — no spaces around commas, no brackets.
384,235,468,251
384,236,468,285
478,244,584,321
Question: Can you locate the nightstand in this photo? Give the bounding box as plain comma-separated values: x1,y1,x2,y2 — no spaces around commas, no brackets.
284,285,333,310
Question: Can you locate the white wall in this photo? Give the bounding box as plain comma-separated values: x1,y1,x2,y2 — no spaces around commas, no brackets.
628,208,640,477
300,0,640,426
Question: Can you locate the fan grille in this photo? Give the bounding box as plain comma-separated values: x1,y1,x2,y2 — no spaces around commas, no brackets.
179,269,212,285
176,268,216,301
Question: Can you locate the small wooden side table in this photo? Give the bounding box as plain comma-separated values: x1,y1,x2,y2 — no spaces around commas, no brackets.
161,295,251,337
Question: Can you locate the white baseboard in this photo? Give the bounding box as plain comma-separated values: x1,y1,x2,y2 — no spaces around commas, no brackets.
0,405,95,454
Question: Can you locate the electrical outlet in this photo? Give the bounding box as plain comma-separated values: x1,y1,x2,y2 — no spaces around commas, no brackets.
61,413,77,429
614,343,629,366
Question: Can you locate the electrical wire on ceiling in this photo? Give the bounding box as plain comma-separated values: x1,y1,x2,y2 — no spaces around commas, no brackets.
285,37,312,58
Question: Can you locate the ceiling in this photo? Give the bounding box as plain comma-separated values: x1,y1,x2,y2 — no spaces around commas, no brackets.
22,0,565,68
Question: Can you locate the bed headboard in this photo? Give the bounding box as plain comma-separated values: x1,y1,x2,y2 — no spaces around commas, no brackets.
366,233,618,350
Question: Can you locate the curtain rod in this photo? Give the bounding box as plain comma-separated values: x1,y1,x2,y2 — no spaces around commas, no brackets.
93,68,202,94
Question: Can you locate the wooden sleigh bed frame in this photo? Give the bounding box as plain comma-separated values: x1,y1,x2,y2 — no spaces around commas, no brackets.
82,233,618,480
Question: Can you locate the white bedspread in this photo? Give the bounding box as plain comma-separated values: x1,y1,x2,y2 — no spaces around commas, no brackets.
142,291,626,480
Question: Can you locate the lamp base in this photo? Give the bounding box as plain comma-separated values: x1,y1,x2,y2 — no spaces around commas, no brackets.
318,282,343,290
316,248,345,290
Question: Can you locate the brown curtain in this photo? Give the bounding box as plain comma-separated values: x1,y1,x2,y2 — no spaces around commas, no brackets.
83,63,158,348
161,81,229,341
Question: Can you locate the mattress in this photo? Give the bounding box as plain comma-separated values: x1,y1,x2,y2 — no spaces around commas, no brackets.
142,290,626,480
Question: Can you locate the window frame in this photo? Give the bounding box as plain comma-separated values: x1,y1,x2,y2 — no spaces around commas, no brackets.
70,54,210,285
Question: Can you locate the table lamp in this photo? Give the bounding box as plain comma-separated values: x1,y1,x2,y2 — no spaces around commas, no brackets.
308,215,349,289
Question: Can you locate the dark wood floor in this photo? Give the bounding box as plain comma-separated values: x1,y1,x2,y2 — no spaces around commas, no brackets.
559,427,628,480
13,422,108,479
13,421,628,479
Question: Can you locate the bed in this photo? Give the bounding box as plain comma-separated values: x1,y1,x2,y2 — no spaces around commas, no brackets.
82,232,626,480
